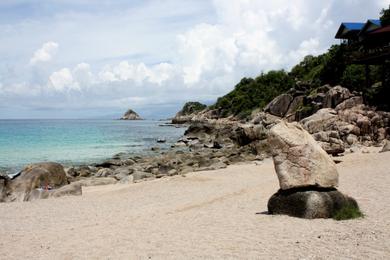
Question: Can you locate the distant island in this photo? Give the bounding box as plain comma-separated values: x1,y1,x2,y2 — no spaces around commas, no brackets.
120,109,142,120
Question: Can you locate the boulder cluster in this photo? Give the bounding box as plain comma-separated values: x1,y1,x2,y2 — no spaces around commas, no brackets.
264,85,390,155
267,121,359,219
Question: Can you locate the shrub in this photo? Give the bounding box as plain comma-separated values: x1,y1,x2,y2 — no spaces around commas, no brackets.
332,203,364,221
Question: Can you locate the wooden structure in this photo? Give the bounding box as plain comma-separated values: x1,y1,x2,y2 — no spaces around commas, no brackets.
335,19,390,88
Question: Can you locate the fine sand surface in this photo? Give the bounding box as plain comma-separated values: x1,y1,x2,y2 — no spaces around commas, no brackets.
1,148,390,259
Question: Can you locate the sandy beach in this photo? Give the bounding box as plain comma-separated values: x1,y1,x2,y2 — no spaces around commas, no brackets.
0,148,389,259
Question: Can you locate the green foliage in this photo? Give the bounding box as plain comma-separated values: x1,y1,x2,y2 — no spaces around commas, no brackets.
178,101,207,116
341,64,366,92
380,4,390,26
318,45,348,86
332,203,364,221
209,4,390,118
213,71,294,118
365,82,390,111
290,54,324,85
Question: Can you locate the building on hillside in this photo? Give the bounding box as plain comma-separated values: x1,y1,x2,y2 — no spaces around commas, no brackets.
335,19,390,87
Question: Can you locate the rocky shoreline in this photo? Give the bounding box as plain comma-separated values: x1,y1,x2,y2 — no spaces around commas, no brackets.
1,85,389,203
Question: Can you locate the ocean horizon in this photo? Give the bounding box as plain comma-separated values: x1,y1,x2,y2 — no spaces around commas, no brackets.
0,119,185,174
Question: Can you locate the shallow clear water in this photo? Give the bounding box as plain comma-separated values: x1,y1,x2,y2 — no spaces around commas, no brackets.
0,119,185,173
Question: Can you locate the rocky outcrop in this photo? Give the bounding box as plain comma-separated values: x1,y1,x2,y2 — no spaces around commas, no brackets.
300,105,390,154
268,121,338,190
120,109,142,120
267,121,359,219
172,102,207,124
5,162,69,202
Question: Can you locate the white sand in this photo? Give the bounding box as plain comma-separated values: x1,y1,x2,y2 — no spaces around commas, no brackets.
1,148,390,259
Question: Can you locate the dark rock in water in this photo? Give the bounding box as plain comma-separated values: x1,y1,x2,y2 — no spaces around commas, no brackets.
267,187,359,219
120,109,142,120
157,138,166,143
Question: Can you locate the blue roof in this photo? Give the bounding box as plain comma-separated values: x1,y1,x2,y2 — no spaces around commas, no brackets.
343,22,365,30
368,19,381,26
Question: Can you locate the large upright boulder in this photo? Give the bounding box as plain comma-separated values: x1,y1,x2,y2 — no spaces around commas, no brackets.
267,121,360,219
268,121,338,190
6,162,68,202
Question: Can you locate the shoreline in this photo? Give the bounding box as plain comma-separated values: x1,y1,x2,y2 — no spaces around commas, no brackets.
0,120,187,177
0,147,389,258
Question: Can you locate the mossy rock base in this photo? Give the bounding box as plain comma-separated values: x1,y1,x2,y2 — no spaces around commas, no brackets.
267,187,362,220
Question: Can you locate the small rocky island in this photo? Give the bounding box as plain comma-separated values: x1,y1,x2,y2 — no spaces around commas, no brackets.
120,109,142,120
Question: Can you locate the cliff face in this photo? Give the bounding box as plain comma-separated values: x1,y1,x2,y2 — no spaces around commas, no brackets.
120,109,142,120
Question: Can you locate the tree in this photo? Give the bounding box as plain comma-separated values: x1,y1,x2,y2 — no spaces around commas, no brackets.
380,5,390,26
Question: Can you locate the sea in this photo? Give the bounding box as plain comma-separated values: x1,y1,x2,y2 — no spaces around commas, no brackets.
0,119,185,175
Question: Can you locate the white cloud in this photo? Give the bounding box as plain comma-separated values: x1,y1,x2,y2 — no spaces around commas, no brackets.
30,41,59,65
72,62,95,88
0,0,386,118
98,61,175,85
48,68,76,91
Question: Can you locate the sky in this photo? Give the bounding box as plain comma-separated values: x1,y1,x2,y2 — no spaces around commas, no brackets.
0,0,388,119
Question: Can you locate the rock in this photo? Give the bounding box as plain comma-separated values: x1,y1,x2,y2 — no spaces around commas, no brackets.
95,159,123,168
264,94,294,117
132,171,154,182
168,169,178,176
0,172,10,202
157,138,166,143
300,108,338,134
172,101,207,124
77,166,94,178
380,140,390,153
6,162,68,202
268,121,338,190
50,182,82,198
346,134,358,145
113,166,133,176
120,109,142,120
335,96,363,111
72,177,117,187
95,168,114,177
324,86,352,108
268,187,359,219
285,95,304,121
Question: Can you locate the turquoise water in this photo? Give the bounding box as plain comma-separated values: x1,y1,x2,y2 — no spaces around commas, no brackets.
0,120,185,173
